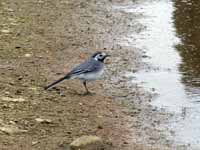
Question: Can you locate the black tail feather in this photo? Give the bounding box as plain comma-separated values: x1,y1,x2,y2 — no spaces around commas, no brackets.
44,75,70,90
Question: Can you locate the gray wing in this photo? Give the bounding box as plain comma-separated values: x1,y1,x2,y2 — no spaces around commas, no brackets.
68,58,103,76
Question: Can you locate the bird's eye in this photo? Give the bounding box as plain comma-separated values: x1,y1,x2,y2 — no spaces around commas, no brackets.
99,54,103,57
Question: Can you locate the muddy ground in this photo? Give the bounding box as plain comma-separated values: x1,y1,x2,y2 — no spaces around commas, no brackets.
0,0,189,150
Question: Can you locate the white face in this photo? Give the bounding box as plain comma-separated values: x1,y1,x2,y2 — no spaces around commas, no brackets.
94,52,107,60
95,52,106,60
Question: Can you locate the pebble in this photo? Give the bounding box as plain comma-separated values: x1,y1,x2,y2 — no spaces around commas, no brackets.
1,97,26,102
32,141,39,145
70,135,102,150
1,29,10,33
35,118,52,124
24,53,32,57
0,125,27,134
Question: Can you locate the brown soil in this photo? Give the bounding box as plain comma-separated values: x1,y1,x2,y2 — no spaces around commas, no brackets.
0,0,188,150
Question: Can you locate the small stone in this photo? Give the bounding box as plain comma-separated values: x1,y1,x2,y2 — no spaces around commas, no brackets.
60,93,65,97
0,125,27,134
32,141,38,145
4,91,10,95
70,135,102,150
97,115,103,118
9,121,16,125
1,97,26,102
24,53,32,57
35,118,52,124
37,55,43,58
1,29,10,33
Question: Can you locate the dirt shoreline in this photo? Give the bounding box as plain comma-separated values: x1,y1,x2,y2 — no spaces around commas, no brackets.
0,0,188,150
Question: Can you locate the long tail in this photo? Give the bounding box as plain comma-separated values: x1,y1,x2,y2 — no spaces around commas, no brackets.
44,75,70,90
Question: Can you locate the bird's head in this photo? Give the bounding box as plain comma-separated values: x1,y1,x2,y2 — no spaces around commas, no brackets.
92,51,110,62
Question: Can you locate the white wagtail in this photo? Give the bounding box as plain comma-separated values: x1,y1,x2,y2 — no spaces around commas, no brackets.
44,51,110,94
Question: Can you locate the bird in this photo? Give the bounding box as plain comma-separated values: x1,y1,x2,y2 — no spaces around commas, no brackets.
44,51,110,94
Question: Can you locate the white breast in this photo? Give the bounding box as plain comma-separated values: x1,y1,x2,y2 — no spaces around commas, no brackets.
77,68,104,81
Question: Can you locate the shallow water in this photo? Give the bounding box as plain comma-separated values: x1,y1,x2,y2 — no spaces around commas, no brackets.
117,0,200,148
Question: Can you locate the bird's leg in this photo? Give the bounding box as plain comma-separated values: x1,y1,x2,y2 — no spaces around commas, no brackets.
83,81,90,94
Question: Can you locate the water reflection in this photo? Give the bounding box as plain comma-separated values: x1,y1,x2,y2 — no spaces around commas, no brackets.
122,0,200,148
174,0,200,95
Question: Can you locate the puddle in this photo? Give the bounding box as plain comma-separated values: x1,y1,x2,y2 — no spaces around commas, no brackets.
117,0,200,148
132,0,190,112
